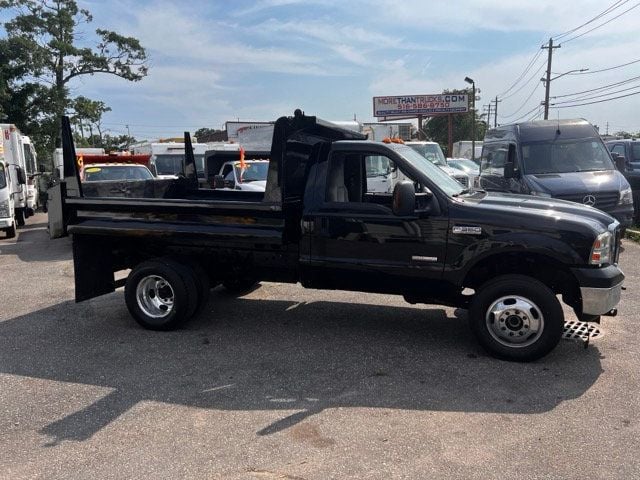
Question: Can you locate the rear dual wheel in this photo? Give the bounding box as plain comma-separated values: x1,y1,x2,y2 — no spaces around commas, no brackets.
125,258,209,331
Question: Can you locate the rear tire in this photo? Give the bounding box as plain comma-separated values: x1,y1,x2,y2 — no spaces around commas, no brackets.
469,274,564,362
125,259,197,331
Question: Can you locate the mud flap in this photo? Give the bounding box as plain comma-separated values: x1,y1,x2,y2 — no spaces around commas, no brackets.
73,234,115,302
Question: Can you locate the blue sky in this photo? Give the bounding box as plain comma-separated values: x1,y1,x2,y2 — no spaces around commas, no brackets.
5,0,640,139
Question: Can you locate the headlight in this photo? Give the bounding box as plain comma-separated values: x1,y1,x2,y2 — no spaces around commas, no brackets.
619,187,633,205
0,199,10,218
590,231,613,265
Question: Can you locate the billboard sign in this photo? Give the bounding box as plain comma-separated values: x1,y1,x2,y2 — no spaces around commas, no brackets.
373,94,469,117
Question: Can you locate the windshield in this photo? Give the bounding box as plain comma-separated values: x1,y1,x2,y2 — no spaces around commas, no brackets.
154,154,205,176
391,144,465,196
521,138,614,174
83,165,154,181
0,163,6,189
406,143,447,166
235,162,269,183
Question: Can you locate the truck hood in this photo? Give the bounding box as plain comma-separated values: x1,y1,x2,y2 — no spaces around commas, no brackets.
524,170,628,195
469,191,616,230
237,180,266,192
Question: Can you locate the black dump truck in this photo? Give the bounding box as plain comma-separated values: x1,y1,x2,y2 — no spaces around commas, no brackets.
51,111,624,362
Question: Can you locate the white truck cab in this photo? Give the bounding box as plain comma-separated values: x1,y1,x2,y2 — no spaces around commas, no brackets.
0,159,16,238
0,124,29,230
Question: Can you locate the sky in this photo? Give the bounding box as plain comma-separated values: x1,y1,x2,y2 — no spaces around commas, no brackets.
4,0,640,140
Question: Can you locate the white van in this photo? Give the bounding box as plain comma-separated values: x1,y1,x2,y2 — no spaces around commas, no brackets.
0,124,29,230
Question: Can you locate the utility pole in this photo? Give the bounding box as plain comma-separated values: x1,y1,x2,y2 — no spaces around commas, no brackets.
493,96,501,127
542,38,561,120
483,104,492,129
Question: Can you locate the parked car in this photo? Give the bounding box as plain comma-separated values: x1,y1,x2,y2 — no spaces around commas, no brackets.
80,163,156,198
81,163,154,182
215,159,269,192
405,141,470,188
479,119,634,227
447,158,480,187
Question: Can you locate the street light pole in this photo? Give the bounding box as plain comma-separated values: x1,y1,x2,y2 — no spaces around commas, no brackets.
465,76,476,162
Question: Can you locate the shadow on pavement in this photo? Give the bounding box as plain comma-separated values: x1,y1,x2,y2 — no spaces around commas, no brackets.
0,222,71,262
0,288,604,444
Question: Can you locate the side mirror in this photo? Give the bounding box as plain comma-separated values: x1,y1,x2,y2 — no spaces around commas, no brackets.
611,153,627,172
504,161,516,179
17,166,27,185
392,181,416,216
212,174,225,189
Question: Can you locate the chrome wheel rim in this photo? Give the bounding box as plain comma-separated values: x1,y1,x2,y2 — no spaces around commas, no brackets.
136,275,175,318
485,295,544,348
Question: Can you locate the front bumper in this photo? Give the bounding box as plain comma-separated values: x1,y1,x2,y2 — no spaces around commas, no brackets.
572,265,625,316
0,217,13,229
603,203,634,227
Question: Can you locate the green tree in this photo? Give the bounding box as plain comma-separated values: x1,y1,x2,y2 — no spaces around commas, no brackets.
71,95,111,142
422,89,486,154
0,0,148,162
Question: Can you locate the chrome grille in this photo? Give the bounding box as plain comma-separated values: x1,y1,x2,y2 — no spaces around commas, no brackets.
554,191,619,211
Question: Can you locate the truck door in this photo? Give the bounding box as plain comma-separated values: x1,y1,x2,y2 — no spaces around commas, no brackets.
303,148,448,292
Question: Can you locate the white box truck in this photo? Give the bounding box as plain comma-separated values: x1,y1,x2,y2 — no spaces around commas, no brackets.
0,124,29,233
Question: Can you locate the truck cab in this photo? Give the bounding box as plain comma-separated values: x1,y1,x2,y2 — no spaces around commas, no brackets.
0,159,16,238
1,124,28,228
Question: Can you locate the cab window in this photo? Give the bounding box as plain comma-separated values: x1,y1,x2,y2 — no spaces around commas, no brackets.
481,143,509,176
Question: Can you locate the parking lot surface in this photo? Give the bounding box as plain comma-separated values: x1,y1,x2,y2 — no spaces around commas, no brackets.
0,213,639,479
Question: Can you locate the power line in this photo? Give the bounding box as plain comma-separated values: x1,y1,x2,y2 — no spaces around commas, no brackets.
551,88,640,108
509,104,543,123
561,1,640,44
498,48,544,98
553,0,629,41
564,57,640,74
501,81,542,119
552,74,640,98
500,61,547,101
552,83,640,105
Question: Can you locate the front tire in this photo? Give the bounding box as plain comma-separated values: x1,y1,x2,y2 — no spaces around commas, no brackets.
4,223,16,239
469,274,564,362
125,259,198,331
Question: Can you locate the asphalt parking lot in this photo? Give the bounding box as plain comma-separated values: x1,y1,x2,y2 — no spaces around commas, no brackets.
1,213,639,479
